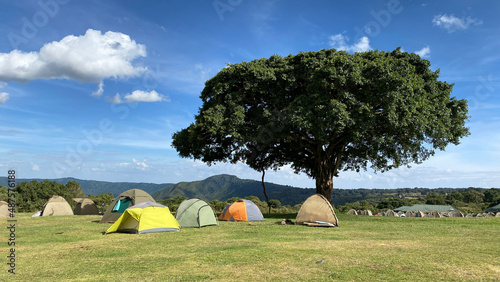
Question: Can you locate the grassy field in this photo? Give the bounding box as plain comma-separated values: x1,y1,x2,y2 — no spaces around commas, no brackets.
1,213,499,281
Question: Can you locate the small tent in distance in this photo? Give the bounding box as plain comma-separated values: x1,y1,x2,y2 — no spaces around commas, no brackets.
295,194,338,227
100,189,155,223
73,198,100,215
0,201,10,218
106,202,180,234
176,198,218,228
41,196,74,216
218,199,264,222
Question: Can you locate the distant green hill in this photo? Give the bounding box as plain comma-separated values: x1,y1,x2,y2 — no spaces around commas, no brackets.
151,174,315,206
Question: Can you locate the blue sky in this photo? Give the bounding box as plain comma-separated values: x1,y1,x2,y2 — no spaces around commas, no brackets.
1,0,499,189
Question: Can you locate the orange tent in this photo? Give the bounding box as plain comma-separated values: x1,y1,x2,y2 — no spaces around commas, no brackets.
218,199,264,221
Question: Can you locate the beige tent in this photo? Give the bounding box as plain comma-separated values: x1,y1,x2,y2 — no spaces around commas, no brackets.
385,209,398,217
41,196,74,216
357,210,373,216
405,211,416,217
295,194,338,227
73,198,99,215
100,189,155,223
347,209,358,215
448,211,464,217
427,211,441,218
0,201,10,218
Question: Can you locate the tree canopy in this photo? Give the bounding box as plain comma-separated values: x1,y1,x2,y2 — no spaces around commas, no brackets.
172,48,469,201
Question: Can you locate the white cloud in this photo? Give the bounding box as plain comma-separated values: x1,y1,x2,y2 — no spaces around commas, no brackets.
432,14,483,33
32,164,39,171
108,93,124,104
0,92,9,105
133,158,149,170
0,29,147,83
109,90,169,104
415,46,431,58
328,34,371,53
91,81,104,97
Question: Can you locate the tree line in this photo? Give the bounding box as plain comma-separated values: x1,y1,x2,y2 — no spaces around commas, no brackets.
0,180,113,213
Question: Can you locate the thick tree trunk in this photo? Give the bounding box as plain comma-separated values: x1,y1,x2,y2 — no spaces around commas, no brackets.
315,173,334,202
314,149,336,202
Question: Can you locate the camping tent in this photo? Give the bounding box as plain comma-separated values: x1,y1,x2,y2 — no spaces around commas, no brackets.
0,201,10,218
347,209,358,215
385,209,398,217
73,198,100,215
106,202,180,234
295,194,338,227
427,211,441,218
218,199,264,221
176,198,218,228
100,189,155,223
358,210,373,216
41,196,74,216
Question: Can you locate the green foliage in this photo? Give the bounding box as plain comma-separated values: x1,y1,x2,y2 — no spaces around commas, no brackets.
14,180,78,212
208,200,226,213
157,196,187,212
172,48,470,200
0,185,8,202
65,181,85,199
87,192,114,212
268,199,281,209
425,193,446,205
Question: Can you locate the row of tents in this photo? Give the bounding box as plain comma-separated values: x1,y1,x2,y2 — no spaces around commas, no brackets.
28,196,100,217
23,189,340,234
347,204,500,218
104,192,339,233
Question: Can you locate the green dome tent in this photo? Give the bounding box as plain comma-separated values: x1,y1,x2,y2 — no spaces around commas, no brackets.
175,198,218,228
100,189,155,223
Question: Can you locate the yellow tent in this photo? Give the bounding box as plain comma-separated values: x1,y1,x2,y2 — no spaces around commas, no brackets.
106,202,180,234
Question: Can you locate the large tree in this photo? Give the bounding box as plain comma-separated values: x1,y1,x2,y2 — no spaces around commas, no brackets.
172,48,469,201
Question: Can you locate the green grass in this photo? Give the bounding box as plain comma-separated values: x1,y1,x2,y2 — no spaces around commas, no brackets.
1,214,499,281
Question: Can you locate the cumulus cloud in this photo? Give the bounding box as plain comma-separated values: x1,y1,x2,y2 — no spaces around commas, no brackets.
432,14,483,33
109,90,169,104
133,158,149,170
0,29,147,83
329,34,371,53
415,46,431,58
0,92,9,105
